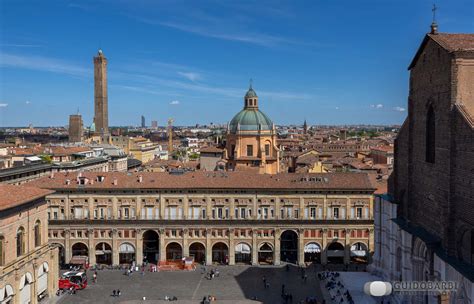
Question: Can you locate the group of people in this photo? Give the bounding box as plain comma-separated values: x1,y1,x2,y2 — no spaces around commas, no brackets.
201,295,217,303
319,271,354,304
111,289,121,297
206,268,220,280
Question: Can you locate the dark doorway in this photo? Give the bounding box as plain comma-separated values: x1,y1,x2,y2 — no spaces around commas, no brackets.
280,230,298,264
71,242,88,257
53,243,66,268
258,243,274,265
95,242,112,265
166,242,182,261
189,242,206,264
212,242,228,264
143,230,159,264
327,242,345,264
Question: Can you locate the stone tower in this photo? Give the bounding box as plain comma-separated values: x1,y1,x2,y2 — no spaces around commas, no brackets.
68,114,83,142
93,49,109,136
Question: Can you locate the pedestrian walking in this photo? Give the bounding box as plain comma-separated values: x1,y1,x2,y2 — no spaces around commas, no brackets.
281,284,285,295
262,276,267,288
112,290,116,297
117,289,121,297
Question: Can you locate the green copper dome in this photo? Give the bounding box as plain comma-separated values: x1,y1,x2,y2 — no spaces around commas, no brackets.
229,109,273,133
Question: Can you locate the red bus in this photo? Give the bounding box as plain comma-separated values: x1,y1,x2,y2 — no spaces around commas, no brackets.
59,271,88,290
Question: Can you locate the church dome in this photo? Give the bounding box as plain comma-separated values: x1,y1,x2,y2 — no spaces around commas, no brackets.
245,87,257,98
229,109,273,133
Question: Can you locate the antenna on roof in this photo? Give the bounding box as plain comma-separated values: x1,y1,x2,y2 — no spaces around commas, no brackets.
430,4,438,34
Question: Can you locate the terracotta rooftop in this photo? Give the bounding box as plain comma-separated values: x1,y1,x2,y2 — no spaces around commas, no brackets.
429,33,474,52
0,184,54,212
200,147,224,153
28,171,376,191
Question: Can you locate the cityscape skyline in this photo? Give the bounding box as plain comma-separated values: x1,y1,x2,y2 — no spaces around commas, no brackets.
1,0,473,127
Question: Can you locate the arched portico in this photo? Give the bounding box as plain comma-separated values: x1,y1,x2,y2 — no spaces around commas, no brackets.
280,230,298,264
235,243,251,264
95,242,112,265
142,230,159,264
350,242,368,264
71,242,88,257
326,242,344,264
212,242,228,264
166,242,183,261
258,242,274,265
189,242,206,264
304,242,321,263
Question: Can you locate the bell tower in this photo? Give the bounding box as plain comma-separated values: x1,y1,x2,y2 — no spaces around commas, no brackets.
244,79,258,109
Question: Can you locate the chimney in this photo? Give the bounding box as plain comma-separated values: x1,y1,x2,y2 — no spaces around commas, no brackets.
50,172,55,179
65,179,70,185
138,175,143,183
112,178,118,186
430,22,438,34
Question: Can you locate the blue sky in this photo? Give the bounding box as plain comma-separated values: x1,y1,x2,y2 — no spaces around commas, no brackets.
0,0,473,127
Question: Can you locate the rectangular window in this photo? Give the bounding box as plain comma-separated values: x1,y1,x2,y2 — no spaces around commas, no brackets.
265,144,270,156
333,207,339,219
247,145,253,156
124,208,129,219
202,208,206,219
310,207,316,219
356,207,362,219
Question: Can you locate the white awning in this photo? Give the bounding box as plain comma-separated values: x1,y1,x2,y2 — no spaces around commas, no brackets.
119,243,135,253
0,285,14,301
350,250,367,257
235,243,251,254
19,273,33,289
95,250,104,255
304,243,321,253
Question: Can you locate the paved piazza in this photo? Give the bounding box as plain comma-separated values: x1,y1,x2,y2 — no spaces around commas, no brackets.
55,265,324,304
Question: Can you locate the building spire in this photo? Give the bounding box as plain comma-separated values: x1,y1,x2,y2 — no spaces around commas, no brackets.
249,78,253,90
430,4,438,34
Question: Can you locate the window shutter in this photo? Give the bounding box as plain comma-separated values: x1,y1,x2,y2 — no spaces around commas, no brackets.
327,208,332,219
351,208,355,219
341,208,346,219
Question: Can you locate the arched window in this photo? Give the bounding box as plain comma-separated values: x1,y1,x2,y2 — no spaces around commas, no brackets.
17,227,25,257
34,220,41,247
0,235,5,266
426,105,435,163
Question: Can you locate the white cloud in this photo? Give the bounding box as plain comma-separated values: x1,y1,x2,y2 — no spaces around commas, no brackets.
335,106,340,110
26,100,31,104
0,103,8,107
393,106,406,112
0,53,89,77
170,100,180,105
370,104,384,109
178,71,201,82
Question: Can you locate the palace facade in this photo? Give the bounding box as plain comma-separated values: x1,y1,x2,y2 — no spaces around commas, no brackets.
0,184,58,304
30,171,375,268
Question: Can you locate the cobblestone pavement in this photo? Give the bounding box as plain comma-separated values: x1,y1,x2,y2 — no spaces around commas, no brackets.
52,264,324,304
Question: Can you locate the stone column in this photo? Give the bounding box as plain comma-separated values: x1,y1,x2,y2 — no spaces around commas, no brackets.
88,228,96,266
64,229,71,263
275,198,281,219
183,229,189,257
64,197,70,220
323,196,327,219
228,229,235,265
160,197,165,220
205,229,212,266
49,246,59,292
135,228,143,266
112,228,119,265
274,228,281,265
252,197,258,220
298,228,305,266
321,229,328,265
344,229,351,265
159,228,166,262
252,229,258,265
31,261,38,304
183,197,189,219
229,197,235,219
112,197,118,219
299,197,305,220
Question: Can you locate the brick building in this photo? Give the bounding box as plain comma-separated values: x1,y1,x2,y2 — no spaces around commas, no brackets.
0,184,58,304
371,25,474,303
